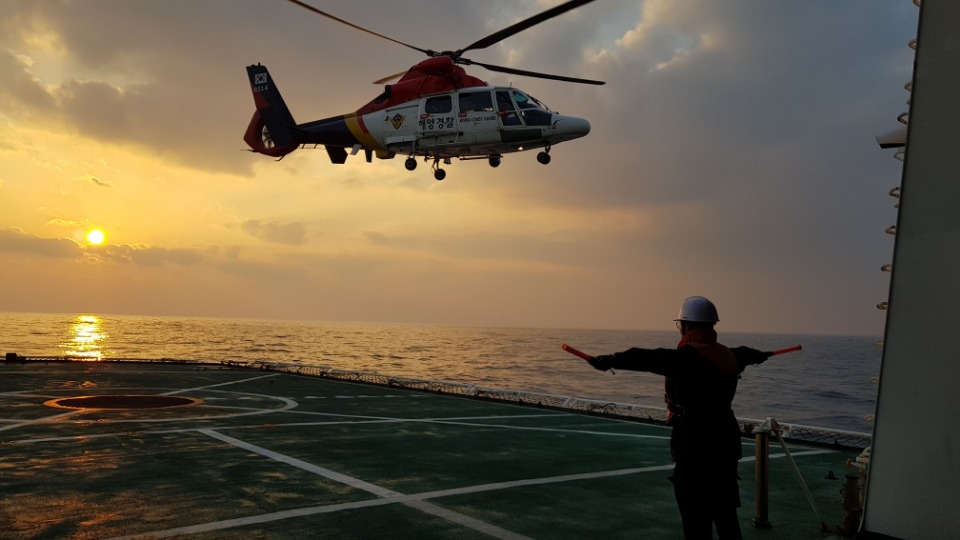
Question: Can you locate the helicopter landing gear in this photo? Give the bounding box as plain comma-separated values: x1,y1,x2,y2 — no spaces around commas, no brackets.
537,149,551,165
488,155,502,168
431,158,446,181
404,157,417,171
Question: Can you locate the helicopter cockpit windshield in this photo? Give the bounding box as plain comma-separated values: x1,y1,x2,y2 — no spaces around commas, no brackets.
512,91,549,111
512,90,553,126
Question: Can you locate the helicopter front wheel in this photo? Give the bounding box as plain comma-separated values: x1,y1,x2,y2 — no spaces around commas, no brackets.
488,156,501,168
405,157,418,171
536,151,551,165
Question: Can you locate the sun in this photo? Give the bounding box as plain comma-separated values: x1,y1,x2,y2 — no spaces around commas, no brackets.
86,229,105,245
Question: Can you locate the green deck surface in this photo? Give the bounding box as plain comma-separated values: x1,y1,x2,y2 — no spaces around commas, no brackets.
1,361,858,539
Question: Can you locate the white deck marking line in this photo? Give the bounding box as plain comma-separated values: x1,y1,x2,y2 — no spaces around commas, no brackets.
743,448,836,462
106,447,835,540
420,418,673,440
104,498,404,539
376,448,836,501
162,373,280,395
199,429,398,496
412,463,677,501
29,422,832,539
402,499,534,540
0,375,284,434
196,429,533,540
0,409,89,433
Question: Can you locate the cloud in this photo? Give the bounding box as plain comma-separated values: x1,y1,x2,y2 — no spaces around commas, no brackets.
0,50,56,115
97,244,205,266
0,1,917,335
362,230,390,245
241,219,308,245
0,228,207,267
45,218,83,228
56,79,134,142
76,173,112,188
0,227,82,258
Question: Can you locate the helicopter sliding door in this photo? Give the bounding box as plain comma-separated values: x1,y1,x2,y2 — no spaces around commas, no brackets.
417,94,458,154
456,90,499,148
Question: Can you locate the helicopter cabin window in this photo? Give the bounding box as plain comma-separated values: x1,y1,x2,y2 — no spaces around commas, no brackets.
512,90,552,126
425,95,452,114
458,91,493,113
496,90,522,126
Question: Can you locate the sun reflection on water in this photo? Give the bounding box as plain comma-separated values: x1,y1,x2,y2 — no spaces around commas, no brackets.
62,315,107,360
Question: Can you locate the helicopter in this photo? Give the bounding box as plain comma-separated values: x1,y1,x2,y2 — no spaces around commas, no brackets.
244,0,604,181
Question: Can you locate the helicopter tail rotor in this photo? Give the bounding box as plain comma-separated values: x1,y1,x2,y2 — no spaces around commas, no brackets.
244,64,298,157
243,111,295,158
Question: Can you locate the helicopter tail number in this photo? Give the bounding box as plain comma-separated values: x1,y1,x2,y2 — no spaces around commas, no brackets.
243,64,298,157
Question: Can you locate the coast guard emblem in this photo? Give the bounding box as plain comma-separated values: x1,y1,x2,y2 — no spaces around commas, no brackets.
390,113,405,130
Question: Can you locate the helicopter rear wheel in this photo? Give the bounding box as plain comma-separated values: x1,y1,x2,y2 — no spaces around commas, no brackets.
405,157,417,171
536,151,551,165
488,156,501,168
430,158,446,180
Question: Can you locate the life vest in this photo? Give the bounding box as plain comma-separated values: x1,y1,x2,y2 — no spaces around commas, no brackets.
665,328,738,423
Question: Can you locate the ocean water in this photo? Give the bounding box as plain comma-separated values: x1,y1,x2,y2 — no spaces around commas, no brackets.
0,312,881,433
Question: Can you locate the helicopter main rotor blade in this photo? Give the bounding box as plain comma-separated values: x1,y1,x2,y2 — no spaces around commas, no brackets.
286,0,432,56
468,59,605,86
457,0,596,56
372,70,408,85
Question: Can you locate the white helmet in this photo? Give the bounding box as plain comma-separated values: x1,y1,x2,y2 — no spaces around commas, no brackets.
674,296,719,323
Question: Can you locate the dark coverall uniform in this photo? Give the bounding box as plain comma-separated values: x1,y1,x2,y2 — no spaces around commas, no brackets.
591,334,769,540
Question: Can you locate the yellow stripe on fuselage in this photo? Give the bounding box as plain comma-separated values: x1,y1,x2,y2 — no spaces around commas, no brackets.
344,114,384,151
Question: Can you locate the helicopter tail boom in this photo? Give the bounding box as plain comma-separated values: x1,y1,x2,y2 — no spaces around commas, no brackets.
245,64,385,163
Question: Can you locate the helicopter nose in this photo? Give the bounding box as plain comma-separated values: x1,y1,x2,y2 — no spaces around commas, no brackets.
554,115,591,140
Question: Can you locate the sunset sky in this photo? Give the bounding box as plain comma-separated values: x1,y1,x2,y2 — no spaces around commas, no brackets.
0,0,917,335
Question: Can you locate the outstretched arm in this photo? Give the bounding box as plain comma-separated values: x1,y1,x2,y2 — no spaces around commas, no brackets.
589,347,690,376
730,346,773,372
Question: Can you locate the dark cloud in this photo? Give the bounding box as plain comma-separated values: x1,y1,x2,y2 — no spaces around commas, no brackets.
56,79,134,142
0,50,56,114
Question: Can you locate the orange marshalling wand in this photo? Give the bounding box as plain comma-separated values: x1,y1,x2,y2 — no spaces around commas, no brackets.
561,344,591,361
770,345,802,356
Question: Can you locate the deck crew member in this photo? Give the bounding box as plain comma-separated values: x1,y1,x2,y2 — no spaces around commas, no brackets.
586,296,770,540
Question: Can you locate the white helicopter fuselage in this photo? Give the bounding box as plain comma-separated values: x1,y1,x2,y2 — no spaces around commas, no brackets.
246,2,603,180
244,63,594,179
360,87,590,159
